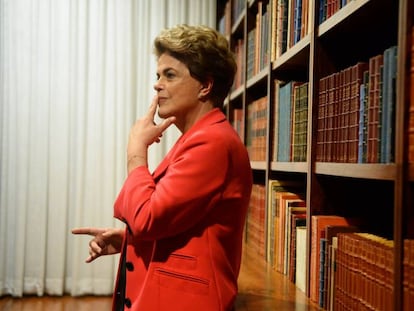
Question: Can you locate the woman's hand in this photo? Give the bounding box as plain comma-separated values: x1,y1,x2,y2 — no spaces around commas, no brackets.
71,227,124,263
127,96,176,173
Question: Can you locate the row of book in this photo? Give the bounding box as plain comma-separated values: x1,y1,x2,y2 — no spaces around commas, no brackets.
333,232,394,311
278,212,397,311
217,0,232,39
246,183,266,259
298,216,414,311
246,96,268,161
220,0,312,81
271,0,311,61
233,38,245,91
316,45,398,163
265,180,307,288
273,81,309,162
235,80,309,163
247,2,270,80
245,179,306,275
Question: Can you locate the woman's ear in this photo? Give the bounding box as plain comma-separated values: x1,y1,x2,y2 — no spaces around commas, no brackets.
198,78,213,99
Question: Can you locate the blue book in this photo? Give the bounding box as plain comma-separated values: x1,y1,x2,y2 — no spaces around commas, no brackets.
380,46,398,163
281,0,289,54
293,0,302,44
358,71,369,163
319,0,326,24
319,237,327,307
277,82,293,161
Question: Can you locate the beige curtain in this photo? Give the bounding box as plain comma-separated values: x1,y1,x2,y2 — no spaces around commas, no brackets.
0,0,216,297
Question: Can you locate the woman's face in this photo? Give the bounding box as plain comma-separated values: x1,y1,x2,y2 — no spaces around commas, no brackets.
154,53,203,124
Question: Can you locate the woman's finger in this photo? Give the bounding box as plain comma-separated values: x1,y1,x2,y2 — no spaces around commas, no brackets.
146,95,158,120
72,227,104,236
89,240,103,254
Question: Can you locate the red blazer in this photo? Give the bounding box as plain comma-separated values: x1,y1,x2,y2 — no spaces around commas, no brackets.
112,108,252,311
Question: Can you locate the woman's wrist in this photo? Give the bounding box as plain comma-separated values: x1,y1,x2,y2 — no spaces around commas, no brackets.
127,154,147,173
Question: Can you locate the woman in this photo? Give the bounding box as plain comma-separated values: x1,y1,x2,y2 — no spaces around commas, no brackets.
72,24,252,311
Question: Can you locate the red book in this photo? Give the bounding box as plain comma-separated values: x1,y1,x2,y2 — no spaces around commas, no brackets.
367,54,384,163
349,62,368,162
317,76,328,161
326,73,337,162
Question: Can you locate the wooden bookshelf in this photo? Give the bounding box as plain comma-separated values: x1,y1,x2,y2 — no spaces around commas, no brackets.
217,0,414,310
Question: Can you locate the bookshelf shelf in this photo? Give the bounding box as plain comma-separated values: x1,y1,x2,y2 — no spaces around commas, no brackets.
230,85,244,100
314,162,397,180
246,67,268,89
270,161,308,173
272,36,310,72
250,161,267,170
217,0,413,310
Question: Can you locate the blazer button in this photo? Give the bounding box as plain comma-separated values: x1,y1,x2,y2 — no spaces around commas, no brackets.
125,261,134,271
125,298,132,308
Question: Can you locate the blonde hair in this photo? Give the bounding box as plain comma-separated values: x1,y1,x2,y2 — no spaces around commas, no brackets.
154,24,236,107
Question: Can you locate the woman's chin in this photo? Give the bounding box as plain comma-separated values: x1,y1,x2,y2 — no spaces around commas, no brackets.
157,108,170,119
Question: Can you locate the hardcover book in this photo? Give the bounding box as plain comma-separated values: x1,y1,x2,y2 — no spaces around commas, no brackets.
295,225,307,293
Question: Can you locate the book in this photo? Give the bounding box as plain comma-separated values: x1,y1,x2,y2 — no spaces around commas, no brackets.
272,79,280,161
328,236,338,311
289,213,306,282
292,82,308,162
366,53,384,163
295,225,307,293
283,201,306,275
317,76,328,161
349,62,368,162
358,70,370,163
319,235,327,307
277,81,294,161
326,73,336,162
380,45,397,163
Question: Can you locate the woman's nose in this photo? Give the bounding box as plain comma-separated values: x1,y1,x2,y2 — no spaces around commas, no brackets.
153,81,162,92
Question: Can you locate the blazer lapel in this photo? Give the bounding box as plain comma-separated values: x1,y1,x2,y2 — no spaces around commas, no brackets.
152,108,226,180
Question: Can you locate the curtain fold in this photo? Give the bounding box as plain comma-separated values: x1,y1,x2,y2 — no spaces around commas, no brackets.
0,0,216,297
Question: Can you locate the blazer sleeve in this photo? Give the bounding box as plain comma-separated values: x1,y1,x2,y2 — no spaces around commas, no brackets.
113,129,230,240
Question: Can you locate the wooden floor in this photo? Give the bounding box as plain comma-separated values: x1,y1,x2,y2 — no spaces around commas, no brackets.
0,246,321,311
